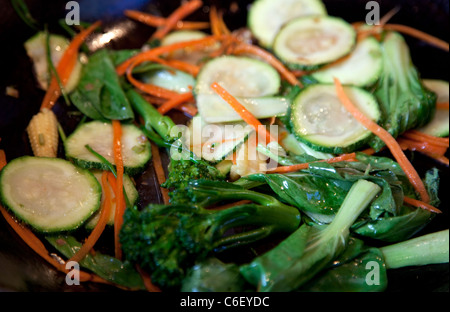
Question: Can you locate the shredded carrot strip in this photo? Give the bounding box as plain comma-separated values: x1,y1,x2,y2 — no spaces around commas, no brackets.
333,78,430,203
404,196,442,214
112,120,125,260
383,24,449,52
210,6,223,36
41,21,101,110
398,138,448,156
211,82,276,145
157,92,194,115
151,0,203,40
69,171,112,263
269,153,357,174
124,9,209,30
116,35,222,75
151,142,170,204
436,102,449,110
402,130,449,148
0,150,6,170
165,59,201,76
136,265,162,292
231,43,301,87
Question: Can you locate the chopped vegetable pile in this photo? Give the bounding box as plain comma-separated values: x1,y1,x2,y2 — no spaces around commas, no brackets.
0,0,449,292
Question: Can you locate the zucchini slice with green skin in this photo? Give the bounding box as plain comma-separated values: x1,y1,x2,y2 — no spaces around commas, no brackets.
0,156,101,232
289,84,381,154
24,32,82,93
273,16,357,71
195,55,281,96
417,79,449,137
185,116,255,164
311,37,383,87
85,171,139,229
196,94,290,123
65,121,151,176
248,0,327,48
195,55,284,123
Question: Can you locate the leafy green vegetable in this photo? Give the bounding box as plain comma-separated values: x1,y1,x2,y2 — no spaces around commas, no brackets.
299,237,387,292
239,179,381,292
181,258,248,292
120,195,301,289
370,32,437,151
46,235,145,290
236,153,440,242
70,49,134,121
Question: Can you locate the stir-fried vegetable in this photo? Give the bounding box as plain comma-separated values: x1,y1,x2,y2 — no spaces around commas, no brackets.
1,0,448,293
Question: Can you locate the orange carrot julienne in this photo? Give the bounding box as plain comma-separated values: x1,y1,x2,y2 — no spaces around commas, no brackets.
41,21,101,110
0,150,6,170
136,265,162,292
157,92,194,115
230,43,301,87
333,77,430,203
116,35,223,75
211,82,276,145
436,102,449,110
398,138,448,156
151,0,203,40
124,9,209,30
383,24,449,52
402,130,449,148
269,153,357,174
69,171,112,264
112,120,125,260
403,196,442,214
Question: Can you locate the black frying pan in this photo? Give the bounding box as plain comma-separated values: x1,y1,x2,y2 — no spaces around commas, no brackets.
0,0,448,292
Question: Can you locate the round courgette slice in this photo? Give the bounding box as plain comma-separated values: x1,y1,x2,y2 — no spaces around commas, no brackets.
0,156,101,232
311,37,383,87
289,84,381,154
417,79,449,137
248,0,327,48
65,121,151,176
273,15,356,71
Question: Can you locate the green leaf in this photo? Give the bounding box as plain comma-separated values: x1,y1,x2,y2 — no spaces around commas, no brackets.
70,49,134,121
45,235,145,290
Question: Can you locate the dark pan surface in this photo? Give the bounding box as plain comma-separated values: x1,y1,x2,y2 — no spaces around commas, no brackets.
0,0,448,292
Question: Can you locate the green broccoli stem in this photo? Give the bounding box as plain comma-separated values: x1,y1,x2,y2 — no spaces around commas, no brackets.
190,180,293,209
208,203,301,252
380,229,449,269
126,89,177,142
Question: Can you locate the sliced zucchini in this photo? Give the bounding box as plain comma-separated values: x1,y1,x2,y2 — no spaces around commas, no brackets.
248,0,327,48
289,84,381,154
196,94,290,123
185,116,254,164
195,55,281,97
65,121,151,176
417,79,449,137
195,55,284,123
0,156,101,232
85,171,139,229
311,37,383,87
24,32,82,93
273,16,356,71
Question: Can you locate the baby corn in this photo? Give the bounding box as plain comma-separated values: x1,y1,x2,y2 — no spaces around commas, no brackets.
26,108,59,157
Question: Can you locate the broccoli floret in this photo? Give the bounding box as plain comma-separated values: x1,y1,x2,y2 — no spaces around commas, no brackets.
119,181,301,290
162,158,225,190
